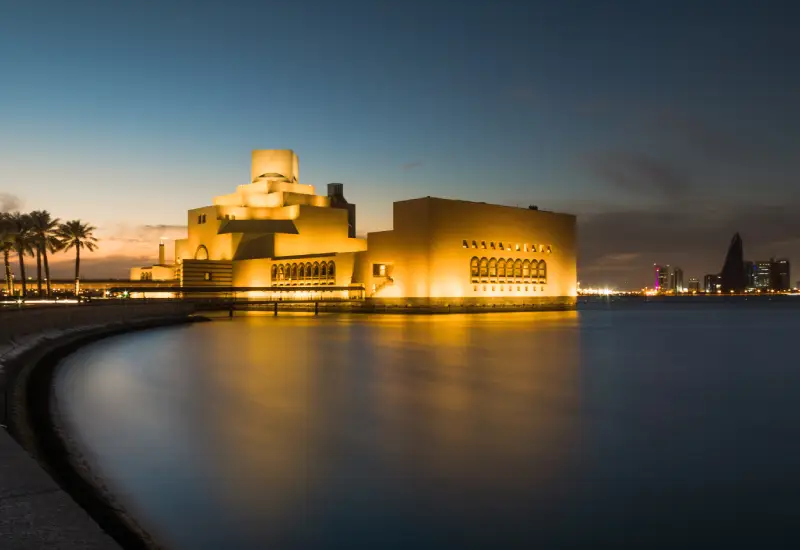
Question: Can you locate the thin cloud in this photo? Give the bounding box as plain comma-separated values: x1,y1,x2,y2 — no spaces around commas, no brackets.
587,152,691,202
47,254,154,279
509,87,537,104
401,161,424,172
0,193,22,212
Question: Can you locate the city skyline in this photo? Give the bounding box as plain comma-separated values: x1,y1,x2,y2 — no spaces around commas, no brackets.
2,1,800,288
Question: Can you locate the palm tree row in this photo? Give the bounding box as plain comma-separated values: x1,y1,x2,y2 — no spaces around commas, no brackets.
0,211,98,298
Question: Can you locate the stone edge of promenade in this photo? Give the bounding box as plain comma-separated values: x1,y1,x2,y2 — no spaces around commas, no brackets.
0,303,194,550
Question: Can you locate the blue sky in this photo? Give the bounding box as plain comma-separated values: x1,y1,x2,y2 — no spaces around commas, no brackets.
2,0,799,287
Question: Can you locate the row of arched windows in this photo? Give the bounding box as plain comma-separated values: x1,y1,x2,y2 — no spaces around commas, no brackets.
272,261,336,285
463,240,552,254
470,257,547,284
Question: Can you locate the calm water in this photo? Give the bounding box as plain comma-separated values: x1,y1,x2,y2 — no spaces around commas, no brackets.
55,303,800,549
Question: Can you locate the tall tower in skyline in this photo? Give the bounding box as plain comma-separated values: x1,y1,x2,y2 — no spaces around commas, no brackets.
720,233,746,293
654,264,669,291
670,267,684,293
770,258,791,291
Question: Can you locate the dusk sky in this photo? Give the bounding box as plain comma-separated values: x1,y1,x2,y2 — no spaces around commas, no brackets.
2,0,799,288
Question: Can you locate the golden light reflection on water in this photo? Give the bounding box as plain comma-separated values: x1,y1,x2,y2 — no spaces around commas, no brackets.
193,312,582,530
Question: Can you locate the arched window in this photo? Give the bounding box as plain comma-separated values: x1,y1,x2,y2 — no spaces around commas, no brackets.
278,265,285,282
312,262,319,279
489,258,497,279
470,257,479,281
306,263,313,282
291,264,298,280
321,262,327,278
195,245,209,260
514,259,523,278
271,265,278,282
497,259,506,279
299,264,305,280
539,260,547,283
328,261,335,282
522,260,531,280
479,257,489,279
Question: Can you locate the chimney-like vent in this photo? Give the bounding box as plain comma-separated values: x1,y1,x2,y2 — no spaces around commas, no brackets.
328,183,344,197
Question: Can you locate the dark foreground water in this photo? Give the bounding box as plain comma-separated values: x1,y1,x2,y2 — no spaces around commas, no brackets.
55,302,800,549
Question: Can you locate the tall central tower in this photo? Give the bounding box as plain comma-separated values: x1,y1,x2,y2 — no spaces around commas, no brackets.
250,150,300,183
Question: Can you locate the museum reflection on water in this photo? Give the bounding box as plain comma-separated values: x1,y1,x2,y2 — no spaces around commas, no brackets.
196,313,583,541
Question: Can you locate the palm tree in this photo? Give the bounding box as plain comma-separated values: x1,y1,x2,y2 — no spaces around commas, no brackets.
8,212,35,298
1,213,15,296
29,210,61,297
56,220,98,296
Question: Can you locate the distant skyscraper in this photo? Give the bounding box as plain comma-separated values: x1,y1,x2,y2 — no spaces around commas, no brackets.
753,261,772,289
743,260,756,289
670,267,684,292
654,265,669,291
720,233,746,293
688,277,700,292
704,273,721,293
770,258,791,291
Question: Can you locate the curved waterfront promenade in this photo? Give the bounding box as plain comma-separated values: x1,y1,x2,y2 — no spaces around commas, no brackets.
0,302,195,549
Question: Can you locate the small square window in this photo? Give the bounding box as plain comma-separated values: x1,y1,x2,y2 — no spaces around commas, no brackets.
530,244,537,253
473,285,478,291
472,241,477,248
524,244,528,252
373,264,387,277
203,272,212,281
525,286,528,291
462,240,468,248
482,285,486,291
498,242,504,249
546,245,552,254
490,242,496,250
515,244,520,251
491,286,495,291
481,241,487,249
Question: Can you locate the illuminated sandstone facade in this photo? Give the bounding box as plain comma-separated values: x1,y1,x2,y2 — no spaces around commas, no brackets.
356,197,576,305
131,150,577,307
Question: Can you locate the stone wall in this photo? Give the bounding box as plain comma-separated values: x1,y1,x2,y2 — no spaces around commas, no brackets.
0,302,195,549
0,302,193,354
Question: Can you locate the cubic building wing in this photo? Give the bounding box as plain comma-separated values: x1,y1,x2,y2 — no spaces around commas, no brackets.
131,149,577,308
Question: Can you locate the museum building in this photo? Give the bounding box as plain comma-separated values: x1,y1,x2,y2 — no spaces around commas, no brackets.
130,150,577,307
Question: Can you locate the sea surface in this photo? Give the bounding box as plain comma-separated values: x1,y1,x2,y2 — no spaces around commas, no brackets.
54,299,800,549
